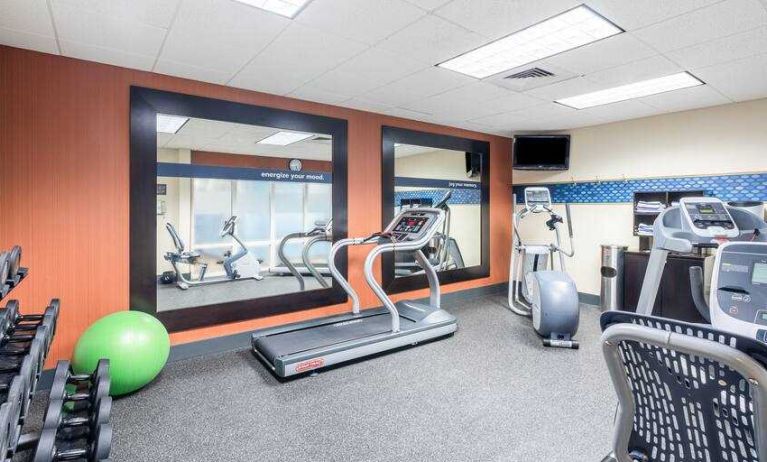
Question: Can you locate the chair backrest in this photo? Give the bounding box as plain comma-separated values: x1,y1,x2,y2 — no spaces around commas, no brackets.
601,311,767,462
165,223,185,253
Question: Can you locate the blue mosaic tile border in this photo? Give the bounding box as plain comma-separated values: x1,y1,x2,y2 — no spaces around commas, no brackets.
395,189,481,206
513,173,767,204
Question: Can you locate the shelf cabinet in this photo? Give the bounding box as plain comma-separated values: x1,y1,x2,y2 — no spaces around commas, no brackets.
622,251,708,323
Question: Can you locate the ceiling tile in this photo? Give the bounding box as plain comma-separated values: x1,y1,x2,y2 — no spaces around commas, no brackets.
401,82,514,120
377,15,486,65
51,0,181,29
296,0,425,45
342,98,397,113
0,27,58,54
525,76,604,101
382,107,434,120
310,47,427,95
543,33,657,76
154,59,232,84
229,23,367,95
637,84,732,112
0,0,56,36
665,26,767,70
587,0,724,30
469,110,535,129
60,40,156,70
402,0,452,11
585,55,682,87
52,1,166,58
693,52,767,101
472,102,576,129
433,0,582,40
632,0,767,52
159,0,289,76
362,67,474,107
288,84,354,105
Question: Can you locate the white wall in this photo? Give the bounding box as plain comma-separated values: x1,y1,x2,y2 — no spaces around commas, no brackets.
514,98,767,295
395,149,482,268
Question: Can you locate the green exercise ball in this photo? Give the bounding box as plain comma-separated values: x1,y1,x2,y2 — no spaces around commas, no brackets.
72,311,170,396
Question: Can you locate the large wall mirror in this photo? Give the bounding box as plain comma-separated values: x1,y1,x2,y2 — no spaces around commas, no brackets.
131,88,348,332
381,127,490,294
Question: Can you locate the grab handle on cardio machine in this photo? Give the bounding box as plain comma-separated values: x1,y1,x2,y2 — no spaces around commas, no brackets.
689,266,711,323
565,203,573,238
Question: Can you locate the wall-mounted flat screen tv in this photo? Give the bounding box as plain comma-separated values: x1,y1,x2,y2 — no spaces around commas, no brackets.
513,135,570,170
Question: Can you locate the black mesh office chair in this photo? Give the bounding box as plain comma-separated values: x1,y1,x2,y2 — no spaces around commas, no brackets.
600,311,767,462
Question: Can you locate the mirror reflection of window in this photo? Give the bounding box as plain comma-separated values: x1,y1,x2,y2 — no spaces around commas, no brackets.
393,145,482,278
155,115,333,312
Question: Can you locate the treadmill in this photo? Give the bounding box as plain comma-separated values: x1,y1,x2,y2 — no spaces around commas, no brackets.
251,207,458,377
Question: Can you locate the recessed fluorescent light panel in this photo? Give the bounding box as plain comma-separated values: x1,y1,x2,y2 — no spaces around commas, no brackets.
556,72,705,109
156,114,189,134
439,5,622,79
233,0,312,18
258,131,314,146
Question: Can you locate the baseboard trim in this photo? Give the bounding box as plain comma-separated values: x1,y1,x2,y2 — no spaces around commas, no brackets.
579,292,601,306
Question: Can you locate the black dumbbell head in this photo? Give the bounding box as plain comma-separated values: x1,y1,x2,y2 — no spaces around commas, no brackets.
7,246,20,279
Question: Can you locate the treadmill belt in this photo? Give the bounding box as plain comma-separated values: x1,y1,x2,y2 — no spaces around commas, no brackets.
254,314,414,364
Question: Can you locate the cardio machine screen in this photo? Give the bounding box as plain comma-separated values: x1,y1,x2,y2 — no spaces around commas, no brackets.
696,204,716,214
753,263,767,285
526,189,551,207
394,216,428,234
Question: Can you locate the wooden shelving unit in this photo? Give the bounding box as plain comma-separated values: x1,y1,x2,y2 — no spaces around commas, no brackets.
633,190,706,251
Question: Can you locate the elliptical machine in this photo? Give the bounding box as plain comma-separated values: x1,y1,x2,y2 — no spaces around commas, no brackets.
508,187,580,349
163,215,262,290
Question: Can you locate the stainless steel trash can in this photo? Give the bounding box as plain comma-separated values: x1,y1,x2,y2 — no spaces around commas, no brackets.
600,245,628,311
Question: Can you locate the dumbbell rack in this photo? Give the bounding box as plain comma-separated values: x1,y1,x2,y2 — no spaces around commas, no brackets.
0,245,114,462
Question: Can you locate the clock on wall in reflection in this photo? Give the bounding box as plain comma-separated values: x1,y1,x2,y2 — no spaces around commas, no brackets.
289,158,303,172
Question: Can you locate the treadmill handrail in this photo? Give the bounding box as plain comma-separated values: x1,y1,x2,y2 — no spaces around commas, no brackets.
364,209,446,333
302,234,331,289
278,232,309,291
328,237,366,315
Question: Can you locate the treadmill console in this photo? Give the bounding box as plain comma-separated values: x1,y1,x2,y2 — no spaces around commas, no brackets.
711,243,767,342
388,209,441,242
680,197,739,239
524,187,552,212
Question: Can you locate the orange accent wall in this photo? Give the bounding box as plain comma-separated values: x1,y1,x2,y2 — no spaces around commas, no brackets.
0,45,513,365
191,150,333,172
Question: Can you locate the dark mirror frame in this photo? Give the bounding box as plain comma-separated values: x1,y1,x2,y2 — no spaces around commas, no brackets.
381,126,490,294
130,87,348,332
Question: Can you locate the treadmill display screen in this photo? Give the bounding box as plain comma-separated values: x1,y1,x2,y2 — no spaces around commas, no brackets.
394,216,428,234
697,204,715,214
753,263,767,285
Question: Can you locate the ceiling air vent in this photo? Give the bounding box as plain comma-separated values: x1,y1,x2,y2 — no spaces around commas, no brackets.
505,67,555,79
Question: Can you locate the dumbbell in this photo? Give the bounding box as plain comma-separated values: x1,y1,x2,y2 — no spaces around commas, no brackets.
1,374,30,452
1,246,22,286
0,331,47,382
33,423,112,462
0,252,9,289
49,360,111,409
43,396,112,438
0,340,41,393
1,299,59,353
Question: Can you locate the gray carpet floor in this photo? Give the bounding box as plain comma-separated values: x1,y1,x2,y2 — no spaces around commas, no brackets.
111,294,616,461
157,274,332,311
